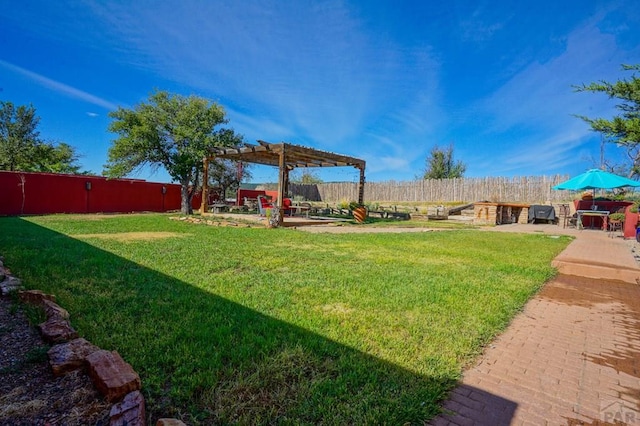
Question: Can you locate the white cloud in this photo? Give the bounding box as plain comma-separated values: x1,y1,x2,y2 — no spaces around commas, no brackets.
478,19,630,133
366,156,411,174
226,107,295,143
78,1,441,151
0,59,118,110
459,5,509,42
468,14,640,175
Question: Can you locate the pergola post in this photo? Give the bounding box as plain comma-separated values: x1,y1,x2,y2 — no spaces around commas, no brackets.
274,147,287,226
200,157,209,214
357,165,366,205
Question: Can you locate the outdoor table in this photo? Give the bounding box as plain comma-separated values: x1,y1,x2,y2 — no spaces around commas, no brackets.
211,203,228,214
290,203,311,217
576,209,609,230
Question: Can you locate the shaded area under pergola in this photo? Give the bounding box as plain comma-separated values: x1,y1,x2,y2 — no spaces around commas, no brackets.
201,140,366,222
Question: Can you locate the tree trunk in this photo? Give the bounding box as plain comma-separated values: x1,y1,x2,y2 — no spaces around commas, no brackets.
220,185,228,203
180,181,192,215
267,206,282,228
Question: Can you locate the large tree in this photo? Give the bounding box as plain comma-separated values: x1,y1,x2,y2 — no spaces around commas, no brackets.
423,143,466,179
575,64,640,177
0,101,41,171
32,142,84,174
0,100,83,173
290,168,323,184
106,91,243,214
208,158,252,202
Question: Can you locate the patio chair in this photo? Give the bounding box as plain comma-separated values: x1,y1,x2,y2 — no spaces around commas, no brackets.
608,219,624,237
283,198,294,216
257,195,272,216
558,204,572,228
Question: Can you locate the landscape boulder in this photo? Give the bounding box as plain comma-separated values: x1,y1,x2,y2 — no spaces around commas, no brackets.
38,317,79,343
109,390,146,426
43,299,70,320
0,275,22,296
86,350,141,402
48,337,100,376
19,289,56,306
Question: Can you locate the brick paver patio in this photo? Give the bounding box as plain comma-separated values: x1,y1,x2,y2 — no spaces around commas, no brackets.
431,226,640,425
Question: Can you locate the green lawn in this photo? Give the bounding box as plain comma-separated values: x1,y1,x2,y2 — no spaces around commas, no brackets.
0,214,571,424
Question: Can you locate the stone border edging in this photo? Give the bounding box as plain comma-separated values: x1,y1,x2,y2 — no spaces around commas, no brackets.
0,255,187,426
170,215,255,227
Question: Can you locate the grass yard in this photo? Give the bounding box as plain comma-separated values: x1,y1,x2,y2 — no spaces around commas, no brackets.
0,214,571,424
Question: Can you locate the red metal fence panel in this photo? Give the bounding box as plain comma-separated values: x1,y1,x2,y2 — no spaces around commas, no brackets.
0,171,201,215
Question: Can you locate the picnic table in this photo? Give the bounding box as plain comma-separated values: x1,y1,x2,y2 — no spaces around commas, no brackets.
290,202,311,217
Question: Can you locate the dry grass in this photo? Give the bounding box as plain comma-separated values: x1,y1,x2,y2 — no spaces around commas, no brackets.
320,303,355,315
64,387,111,425
0,387,47,419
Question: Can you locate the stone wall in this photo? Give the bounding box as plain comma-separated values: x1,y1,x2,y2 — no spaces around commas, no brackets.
473,202,530,225
0,255,186,426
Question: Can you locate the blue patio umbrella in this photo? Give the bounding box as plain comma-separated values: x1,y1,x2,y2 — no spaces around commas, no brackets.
552,169,640,191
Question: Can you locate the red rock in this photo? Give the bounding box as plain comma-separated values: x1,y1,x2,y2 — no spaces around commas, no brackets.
43,299,70,320
86,350,141,402
109,390,146,426
47,338,100,376
19,289,56,306
156,419,187,426
38,317,79,343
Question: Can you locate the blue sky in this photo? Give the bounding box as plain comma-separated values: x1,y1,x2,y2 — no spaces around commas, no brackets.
1,1,639,184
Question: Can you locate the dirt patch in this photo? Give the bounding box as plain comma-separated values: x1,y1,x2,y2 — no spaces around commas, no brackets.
0,298,111,425
296,225,441,234
75,231,187,242
319,303,354,315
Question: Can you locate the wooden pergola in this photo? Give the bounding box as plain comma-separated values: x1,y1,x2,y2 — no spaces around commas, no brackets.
201,140,366,222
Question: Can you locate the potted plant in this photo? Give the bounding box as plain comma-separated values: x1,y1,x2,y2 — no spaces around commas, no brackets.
581,191,594,200
608,212,626,223
349,201,367,223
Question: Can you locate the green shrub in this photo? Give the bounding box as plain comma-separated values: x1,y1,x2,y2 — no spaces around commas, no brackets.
609,212,626,222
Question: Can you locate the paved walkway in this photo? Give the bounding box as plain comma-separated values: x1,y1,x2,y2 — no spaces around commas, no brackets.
431,225,640,425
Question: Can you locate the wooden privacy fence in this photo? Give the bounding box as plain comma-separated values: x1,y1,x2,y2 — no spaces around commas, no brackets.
290,175,573,204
